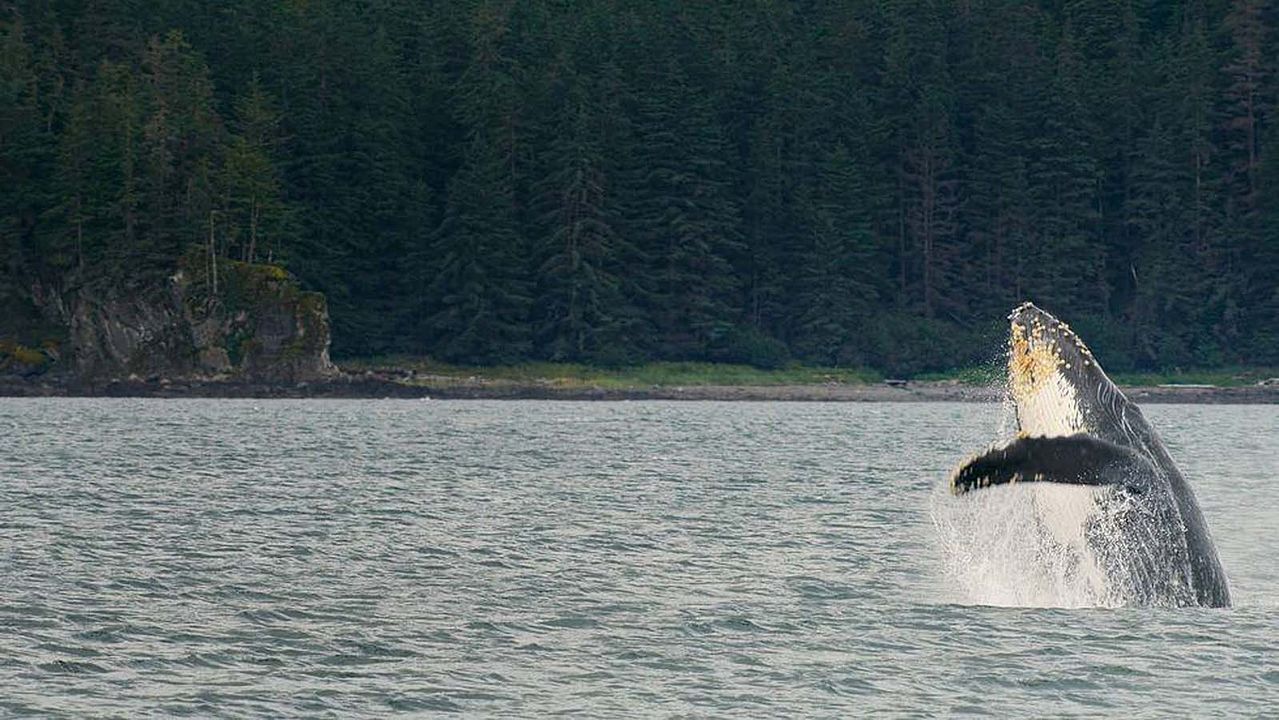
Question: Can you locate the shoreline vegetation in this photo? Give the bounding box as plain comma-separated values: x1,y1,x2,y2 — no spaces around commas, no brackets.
4,361,1278,403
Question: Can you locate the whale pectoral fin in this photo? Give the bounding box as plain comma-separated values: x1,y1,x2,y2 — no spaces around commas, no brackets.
950,434,1153,495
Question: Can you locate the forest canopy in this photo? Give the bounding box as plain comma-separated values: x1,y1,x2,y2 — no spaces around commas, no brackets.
2,1,1277,375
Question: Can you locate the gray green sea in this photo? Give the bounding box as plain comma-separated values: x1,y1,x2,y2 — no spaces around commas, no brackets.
1,399,1274,716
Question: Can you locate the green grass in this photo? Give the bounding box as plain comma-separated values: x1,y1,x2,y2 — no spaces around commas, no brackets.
911,365,1004,386
339,356,1279,389
339,357,882,388
917,365,1279,387
1107,367,1279,388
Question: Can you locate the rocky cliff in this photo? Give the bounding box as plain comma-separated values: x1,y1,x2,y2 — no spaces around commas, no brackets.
2,252,336,384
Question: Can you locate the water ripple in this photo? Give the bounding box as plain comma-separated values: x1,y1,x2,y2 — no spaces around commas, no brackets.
0,399,1274,717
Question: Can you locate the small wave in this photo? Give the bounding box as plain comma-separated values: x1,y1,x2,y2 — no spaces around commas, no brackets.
39,659,108,674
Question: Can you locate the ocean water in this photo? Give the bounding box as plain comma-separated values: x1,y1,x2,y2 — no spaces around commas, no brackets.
0,399,1274,717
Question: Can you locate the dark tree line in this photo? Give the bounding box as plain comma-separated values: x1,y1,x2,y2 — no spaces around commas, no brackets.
2,0,1278,374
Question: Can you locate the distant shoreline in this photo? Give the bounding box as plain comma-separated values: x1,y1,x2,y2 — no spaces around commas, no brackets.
3,376,1278,403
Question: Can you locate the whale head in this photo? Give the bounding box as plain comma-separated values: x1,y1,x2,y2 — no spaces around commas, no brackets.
1006,302,1118,438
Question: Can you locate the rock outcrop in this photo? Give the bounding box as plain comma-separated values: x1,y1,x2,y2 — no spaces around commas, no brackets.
69,284,198,380
174,255,336,383
19,252,336,384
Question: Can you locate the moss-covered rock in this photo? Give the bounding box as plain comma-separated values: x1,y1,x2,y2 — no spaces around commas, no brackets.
0,291,68,377
0,339,53,376
177,250,336,382
52,248,336,383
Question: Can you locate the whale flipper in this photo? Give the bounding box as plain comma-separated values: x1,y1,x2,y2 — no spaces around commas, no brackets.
950,434,1155,495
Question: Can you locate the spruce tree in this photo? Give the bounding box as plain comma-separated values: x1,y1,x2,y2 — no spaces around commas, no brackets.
618,55,743,359
425,132,531,364
136,30,223,280
221,76,290,264
792,144,879,364
1024,19,1106,318
529,68,627,362
0,13,53,317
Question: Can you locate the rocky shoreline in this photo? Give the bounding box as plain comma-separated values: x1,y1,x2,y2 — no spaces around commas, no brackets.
3,374,1278,403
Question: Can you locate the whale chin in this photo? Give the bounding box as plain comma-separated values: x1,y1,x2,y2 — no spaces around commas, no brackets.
1006,302,1103,437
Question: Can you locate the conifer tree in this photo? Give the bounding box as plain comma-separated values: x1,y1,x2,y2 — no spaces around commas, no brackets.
792,144,879,364
136,30,223,279
53,61,144,284
1128,117,1199,366
0,14,51,302
1023,20,1106,317
529,66,627,362
221,76,289,264
425,132,531,364
619,55,743,358
421,0,532,363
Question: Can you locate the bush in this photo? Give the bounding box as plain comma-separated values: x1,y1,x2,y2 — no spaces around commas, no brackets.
864,313,983,377
589,341,640,369
709,324,790,370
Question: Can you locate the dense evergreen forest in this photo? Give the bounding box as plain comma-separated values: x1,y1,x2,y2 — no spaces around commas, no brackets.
2,1,1278,375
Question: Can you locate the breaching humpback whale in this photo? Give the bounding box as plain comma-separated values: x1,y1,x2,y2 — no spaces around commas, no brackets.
950,302,1231,607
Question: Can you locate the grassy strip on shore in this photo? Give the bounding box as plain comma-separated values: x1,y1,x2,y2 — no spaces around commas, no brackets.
1108,367,1279,387
340,357,1279,390
920,365,1279,387
339,357,882,388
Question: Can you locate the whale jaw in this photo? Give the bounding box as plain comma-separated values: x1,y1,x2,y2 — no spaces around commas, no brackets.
1007,302,1103,438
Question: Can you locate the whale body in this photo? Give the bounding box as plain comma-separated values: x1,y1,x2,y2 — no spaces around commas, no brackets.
950,302,1230,607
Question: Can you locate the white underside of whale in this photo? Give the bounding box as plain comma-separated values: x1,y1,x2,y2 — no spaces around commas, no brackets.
1017,370,1111,604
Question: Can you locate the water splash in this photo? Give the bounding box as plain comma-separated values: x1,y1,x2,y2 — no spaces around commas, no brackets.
931,482,1116,608
931,389,1120,608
